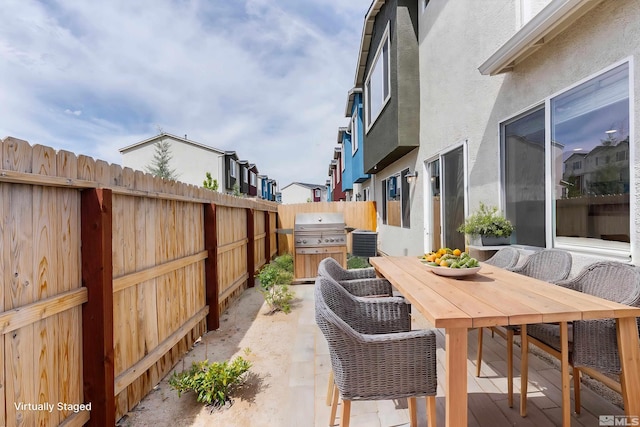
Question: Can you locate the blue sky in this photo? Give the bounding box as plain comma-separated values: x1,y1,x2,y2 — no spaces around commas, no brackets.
0,0,371,187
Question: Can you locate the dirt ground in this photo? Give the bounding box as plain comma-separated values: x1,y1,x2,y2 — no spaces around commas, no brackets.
118,286,303,427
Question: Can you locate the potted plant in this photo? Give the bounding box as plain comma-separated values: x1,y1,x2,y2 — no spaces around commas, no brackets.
457,203,514,246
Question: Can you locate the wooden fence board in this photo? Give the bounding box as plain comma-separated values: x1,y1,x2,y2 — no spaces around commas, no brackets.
56,149,82,421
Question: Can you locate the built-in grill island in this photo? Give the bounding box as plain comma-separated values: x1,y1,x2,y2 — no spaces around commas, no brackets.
293,213,347,281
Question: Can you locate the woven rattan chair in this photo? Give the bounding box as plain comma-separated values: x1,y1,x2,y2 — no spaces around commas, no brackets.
484,247,520,269
475,247,521,376
522,261,640,416
315,276,437,427
476,249,572,408
318,257,394,297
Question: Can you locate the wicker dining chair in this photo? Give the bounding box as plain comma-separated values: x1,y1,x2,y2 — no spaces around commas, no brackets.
476,249,572,408
475,247,521,376
522,261,640,416
318,257,394,297
315,276,437,427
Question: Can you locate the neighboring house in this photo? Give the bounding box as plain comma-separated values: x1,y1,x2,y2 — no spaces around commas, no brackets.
248,164,259,197
120,132,225,187
280,182,327,204
224,151,239,193
238,160,249,195
325,179,332,201
329,147,346,201
340,0,640,264
344,87,371,201
337,127,352,199
258,175,278,201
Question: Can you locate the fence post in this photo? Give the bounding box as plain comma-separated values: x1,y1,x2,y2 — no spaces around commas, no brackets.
246,208,255,288
264,210,271,262
81,188,115,426
204,203,219,330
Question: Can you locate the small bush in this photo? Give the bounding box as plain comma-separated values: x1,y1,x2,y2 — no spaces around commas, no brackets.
256,255,295,314
347,255,371,269
168,356,252,408
271,253,293,273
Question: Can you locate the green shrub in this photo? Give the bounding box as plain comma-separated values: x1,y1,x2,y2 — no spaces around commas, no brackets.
256,255,295,314
271,253,293,273
347,256,371,269
168,356,252,408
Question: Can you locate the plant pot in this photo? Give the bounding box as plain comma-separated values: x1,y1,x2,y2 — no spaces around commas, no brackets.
480,235,510,246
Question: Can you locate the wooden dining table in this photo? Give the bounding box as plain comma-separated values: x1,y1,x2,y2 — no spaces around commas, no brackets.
369,256,640,427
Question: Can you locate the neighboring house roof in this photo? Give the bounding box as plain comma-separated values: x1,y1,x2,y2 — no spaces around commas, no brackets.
354,0,387,86
337,127,347,143
281,182,326,191
345,87,363,117
225,151,239,160
333,146,342,159
119,132,225,155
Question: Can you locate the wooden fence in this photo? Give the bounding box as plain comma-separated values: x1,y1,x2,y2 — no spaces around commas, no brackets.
277,201,377,254
0,137,278,426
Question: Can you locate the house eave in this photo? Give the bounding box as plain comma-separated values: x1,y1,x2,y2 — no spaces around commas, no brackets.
344,87,363,117
478,0,605,76
119,132,225,155
354,0,386,87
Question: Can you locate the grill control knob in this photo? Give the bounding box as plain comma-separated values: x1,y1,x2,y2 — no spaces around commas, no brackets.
317,239,322,244
325,239,329,242
330,238,335,242
302,239,307,244
296,239,301,244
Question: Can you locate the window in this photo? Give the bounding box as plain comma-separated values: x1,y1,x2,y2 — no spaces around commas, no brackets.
351,112,359,155
229,159,236,178
341,146,345,172
365,24,390,130
383,170,410,228
381,179,388,224
552,63,630,250
250,172,256,186
243,167,248,183
501,62,630,254
314,189,320,198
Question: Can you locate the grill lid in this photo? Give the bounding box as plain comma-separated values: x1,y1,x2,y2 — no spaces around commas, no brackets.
294,213,345,231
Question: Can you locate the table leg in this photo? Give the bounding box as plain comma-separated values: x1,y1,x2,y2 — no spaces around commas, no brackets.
520,324,528,417
616,317,640,417
560,322,570,427
445,327,468,427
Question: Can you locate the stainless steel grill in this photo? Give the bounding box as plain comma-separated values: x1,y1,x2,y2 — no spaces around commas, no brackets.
294,213,346,248
293,213,347,280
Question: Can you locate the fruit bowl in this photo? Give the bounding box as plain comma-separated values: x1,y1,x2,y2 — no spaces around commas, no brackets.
423,264,482,277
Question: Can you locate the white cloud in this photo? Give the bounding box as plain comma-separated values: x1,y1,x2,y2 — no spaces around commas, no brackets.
0,0,371,187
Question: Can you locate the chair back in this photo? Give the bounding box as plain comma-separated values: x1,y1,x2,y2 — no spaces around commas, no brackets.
314,275,409,334
571,261,640,306
515,249,572,282
318,257,349,281
484,247,520,269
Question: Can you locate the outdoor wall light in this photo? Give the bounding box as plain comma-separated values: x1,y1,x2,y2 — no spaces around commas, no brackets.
406,171,418,183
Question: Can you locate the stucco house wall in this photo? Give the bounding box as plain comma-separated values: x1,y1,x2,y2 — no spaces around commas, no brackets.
408,0,640,263
120,134,225,188
281,183,318,204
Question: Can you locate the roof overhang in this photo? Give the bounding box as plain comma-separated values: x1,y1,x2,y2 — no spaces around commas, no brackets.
337,127,348,143
354,0,386,86
478,0,605,76
344,87,363,117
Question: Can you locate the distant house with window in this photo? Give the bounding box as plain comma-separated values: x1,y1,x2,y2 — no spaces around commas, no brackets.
224,151,239,193
280,182,327,204
336,0,639,263
248,164,259,197
120,132,225,187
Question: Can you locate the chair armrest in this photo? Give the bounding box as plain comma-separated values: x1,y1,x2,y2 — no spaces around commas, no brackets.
572,318,621,374
332,330,438,400
340,278,393,297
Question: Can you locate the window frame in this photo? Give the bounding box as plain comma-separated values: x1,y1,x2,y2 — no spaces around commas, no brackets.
351,111,359,155
499,58,633,258
243,167,248,184
229,159,236,178
364,23,391,132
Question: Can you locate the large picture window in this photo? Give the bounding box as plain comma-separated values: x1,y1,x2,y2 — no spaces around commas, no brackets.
501,62,630,254
365,24,390,130
552,63,630,250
